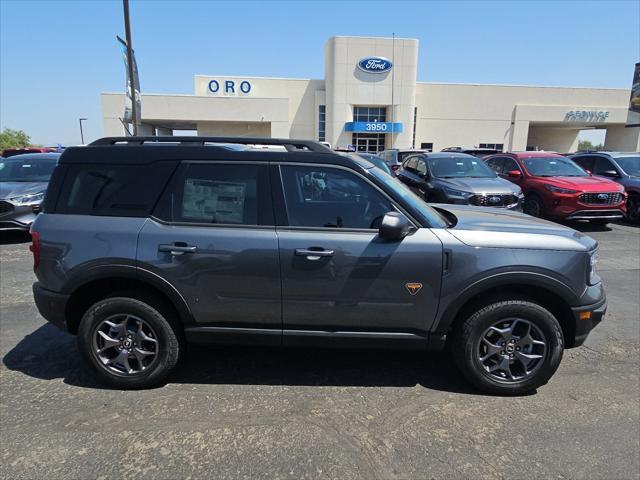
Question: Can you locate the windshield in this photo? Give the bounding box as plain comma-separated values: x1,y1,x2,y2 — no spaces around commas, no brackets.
615,156,640,176
523,156,588,177
0,157,57,182
369,167,449,228
427,155,496,178
358,153,392,175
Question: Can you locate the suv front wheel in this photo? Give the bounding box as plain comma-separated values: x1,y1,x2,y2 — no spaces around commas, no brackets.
77,296,182,389
452,300,564,395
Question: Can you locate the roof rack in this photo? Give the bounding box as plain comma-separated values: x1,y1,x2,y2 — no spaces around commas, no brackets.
89,136,333,153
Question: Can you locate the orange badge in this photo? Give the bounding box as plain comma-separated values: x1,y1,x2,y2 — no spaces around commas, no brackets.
405,283,423,295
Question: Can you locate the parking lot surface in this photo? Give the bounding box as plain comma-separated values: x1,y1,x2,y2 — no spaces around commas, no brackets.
1,222,639,480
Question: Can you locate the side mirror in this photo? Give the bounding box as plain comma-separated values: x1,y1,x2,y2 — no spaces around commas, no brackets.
379,212,411,241
601,169,619,178
507,170,522,178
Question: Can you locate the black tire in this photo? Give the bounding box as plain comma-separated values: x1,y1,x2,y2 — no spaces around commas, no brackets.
523,193,544,218
627,194,640,224
452,300,564,395
77,296,182,389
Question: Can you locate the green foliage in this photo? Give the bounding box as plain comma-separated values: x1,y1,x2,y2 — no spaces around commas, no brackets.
578,139,605,152
0,128,31,151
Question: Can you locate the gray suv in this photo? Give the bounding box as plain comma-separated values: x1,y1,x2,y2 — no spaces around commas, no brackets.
397,152,523,209
31,137,606,395
570,152,640,223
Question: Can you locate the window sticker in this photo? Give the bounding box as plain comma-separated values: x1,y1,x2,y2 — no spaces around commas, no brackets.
182,178,246,223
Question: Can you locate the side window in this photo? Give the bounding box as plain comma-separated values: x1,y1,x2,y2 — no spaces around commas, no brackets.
154,163,273,226
416,158,427,176
593,157,616,175
56,162,176,217
502,157,521,173
404,156,418,171
280,165,393,229
573,156,594,172
485,157,504,173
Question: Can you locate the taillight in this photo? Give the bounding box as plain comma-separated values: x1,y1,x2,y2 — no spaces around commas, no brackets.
30,231,40,270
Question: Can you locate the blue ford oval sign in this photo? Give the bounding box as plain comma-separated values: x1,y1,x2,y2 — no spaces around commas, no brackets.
357,57,393,74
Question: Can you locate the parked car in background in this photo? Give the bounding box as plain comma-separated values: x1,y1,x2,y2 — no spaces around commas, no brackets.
31,136,606,395
378,149,428,173
441,147,500,158
570,152,640,223
0,153,60,231
484,152,626,225
397,152,523,209
1,147,57,158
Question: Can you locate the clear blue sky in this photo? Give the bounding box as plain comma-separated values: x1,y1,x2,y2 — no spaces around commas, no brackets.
1,0,638,146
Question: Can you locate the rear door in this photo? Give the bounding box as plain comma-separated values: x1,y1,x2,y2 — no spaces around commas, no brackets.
274,163,443,340
136,161,281,341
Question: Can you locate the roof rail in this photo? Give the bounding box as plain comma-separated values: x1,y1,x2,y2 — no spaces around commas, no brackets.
89,136,333,153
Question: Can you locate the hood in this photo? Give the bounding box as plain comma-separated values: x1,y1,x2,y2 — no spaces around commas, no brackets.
434,204,597,252
0,181,48,200
439,176,520,194
540,175,623,192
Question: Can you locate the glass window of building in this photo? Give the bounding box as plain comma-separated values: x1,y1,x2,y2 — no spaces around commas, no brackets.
318,105,326,142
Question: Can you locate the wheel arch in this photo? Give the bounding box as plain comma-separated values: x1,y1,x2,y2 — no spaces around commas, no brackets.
437,273,579,348
63,266,193,334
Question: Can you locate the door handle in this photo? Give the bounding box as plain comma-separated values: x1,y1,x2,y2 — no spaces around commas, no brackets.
159,244,197,255
295,248,334,259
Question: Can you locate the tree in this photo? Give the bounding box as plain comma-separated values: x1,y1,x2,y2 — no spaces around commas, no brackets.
0,128,31,151
577,139,604,152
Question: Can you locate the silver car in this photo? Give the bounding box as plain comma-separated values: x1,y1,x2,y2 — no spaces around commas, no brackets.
0,153,59,231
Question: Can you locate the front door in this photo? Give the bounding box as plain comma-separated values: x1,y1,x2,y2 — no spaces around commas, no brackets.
275,164,443,339
136,162,281,339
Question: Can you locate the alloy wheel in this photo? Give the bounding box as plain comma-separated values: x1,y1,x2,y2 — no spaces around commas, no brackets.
477,318,547,382
524,196,542,217
91,314,159,376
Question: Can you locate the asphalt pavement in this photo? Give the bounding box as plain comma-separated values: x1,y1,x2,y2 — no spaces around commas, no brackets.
1,222,638,480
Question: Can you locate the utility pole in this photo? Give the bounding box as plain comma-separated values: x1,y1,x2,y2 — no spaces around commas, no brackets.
123,0,138,135
78,118,87,144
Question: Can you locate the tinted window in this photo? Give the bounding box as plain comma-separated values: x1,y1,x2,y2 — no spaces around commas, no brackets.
416,159,427,176
280,165,392,229
593,157,616,175
502,157,521,173
155,163,272,226
57,162,176,217
572,156,595,172
404,156,418,171
615,156,640,176
0,156,57,182
485,157,504,173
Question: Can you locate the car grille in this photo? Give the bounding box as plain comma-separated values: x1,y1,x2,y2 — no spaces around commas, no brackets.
578,192,623,205
0,201,14,216
469,194,519,207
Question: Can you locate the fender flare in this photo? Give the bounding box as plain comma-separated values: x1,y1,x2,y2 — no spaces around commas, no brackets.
433,270,579,333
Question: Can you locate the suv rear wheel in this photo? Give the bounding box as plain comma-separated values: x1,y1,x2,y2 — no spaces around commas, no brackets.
452,300,564,395
523,193,544,218
77,296,182,389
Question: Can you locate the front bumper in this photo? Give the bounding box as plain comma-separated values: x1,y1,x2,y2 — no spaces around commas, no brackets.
565,209,625,221
570,295,607,347
0,201,39,230
33,282,70,332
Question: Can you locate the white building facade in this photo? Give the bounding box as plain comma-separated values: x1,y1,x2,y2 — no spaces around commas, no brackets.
102,36,640,153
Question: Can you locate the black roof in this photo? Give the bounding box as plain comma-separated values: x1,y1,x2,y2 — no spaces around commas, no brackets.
60,136,352,166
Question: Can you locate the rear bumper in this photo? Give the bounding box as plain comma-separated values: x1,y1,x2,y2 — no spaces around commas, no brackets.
32,282,70,331
571,296,607,347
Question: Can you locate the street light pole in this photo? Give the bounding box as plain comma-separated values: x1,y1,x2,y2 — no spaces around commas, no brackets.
78,118,87,144
123,0,138,136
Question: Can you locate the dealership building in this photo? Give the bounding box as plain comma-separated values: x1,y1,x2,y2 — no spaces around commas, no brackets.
101,35,640,153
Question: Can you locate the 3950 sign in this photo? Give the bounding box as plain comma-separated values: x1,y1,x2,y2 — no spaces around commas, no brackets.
365,122,388,131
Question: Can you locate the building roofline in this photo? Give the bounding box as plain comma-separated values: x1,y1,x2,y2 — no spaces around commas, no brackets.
329,35,418,42
194,74,321,82
416,81,629,91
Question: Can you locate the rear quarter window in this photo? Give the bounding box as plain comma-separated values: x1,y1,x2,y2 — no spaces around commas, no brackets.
54,162,177,217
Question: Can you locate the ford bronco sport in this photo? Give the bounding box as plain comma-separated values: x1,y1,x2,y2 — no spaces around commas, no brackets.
31,137,606,395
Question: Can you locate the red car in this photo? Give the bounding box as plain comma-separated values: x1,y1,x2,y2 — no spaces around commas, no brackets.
484,152,626,225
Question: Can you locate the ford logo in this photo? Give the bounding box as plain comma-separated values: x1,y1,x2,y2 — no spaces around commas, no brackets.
357,57,393,74
489,196,502,204
597,193,609,200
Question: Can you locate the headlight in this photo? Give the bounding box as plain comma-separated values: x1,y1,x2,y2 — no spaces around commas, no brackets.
544,185,578,195
443,186,473,198
588,250,599,285
9,191,45,205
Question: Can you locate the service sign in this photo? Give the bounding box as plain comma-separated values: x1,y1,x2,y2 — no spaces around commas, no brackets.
357,57,393,74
